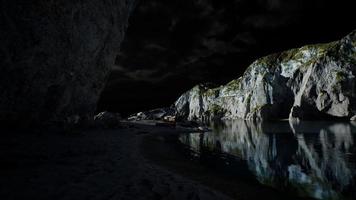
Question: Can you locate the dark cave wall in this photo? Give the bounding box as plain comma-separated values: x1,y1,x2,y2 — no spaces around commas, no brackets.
0,0,136,126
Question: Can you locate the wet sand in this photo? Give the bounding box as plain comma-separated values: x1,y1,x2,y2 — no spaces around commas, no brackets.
0,122,230,200
0,121,313,200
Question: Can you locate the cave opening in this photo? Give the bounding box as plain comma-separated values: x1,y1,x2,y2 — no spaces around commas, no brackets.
97,0,356,117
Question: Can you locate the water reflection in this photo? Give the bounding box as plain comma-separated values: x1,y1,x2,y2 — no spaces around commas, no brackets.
179,120,356,200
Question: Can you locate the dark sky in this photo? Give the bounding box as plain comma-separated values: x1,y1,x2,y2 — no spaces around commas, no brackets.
97,0,356,116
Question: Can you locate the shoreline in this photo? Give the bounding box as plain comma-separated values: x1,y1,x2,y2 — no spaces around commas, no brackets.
0,121,316,199
0,122,231,200
139,123,314,200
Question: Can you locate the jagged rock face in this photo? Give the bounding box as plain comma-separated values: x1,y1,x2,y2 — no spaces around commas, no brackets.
175,31,356,121
0,0,135,126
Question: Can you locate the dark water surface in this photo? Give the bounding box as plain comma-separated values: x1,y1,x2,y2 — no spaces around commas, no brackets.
178,120,356,200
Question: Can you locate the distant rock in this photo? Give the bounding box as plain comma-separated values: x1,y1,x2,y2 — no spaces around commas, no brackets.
128,107,176,121
94,111,121,128
175,30,356,121
351,115,356,121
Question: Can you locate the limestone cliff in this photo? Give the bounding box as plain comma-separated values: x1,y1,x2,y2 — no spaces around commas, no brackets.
175,30,356,121
0,0,136,127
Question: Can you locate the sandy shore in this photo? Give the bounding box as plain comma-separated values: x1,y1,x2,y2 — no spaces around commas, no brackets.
0,122,312,200
0,122,231,200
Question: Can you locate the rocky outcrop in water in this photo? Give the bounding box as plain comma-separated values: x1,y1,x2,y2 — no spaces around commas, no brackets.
128,107,176,121
175,31,356,121
0,0,135,127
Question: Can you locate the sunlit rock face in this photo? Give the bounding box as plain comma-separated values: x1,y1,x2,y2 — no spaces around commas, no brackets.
0,0,135,126
179,120,356,199
175,31,356,121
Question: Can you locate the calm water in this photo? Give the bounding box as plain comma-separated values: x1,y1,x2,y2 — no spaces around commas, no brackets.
178,120,356,200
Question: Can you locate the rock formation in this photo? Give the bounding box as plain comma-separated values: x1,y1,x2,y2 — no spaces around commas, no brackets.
102,0,355,116
128,107,176,121
175,30,356,121
0,0,136,127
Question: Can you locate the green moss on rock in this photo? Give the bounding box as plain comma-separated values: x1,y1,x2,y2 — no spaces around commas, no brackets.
225,78,241,92
252,105,264,113
335,71,347,82
203,87,221,97
209,104,225,115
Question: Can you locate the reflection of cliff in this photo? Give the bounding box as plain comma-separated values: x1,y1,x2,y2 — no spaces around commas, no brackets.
179,120,356,199
290,121,356,199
